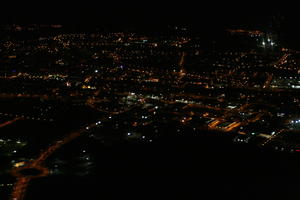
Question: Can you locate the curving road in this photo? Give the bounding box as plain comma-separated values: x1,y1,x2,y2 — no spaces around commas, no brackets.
9,118,103,200
0,117,22,128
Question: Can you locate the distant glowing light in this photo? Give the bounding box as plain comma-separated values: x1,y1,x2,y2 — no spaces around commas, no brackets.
271,131,276,135
14,161,25,168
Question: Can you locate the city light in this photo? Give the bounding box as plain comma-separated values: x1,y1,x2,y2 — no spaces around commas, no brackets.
1,22,299,200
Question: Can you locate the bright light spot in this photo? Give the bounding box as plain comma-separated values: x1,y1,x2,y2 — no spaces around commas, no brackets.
262,41,265,46
127,132,132,136
95,70,98,73
14,161,25,167
271,131,276,135
66,81,71,87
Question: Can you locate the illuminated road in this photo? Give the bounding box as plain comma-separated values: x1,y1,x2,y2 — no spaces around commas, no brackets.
10,177,30,200
0,93,49,100
263,72,273,89
179,51,186,68
0,117,22,128
9,118,106,200
261,129,285,147
178,52,187,81
274,53,290,69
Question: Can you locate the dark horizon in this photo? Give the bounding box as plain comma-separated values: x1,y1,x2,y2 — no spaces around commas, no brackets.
1,3,298,35
0,1,288,26
3,5,300,49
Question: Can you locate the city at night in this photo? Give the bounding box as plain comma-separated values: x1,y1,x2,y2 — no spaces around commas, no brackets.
1,2,300,200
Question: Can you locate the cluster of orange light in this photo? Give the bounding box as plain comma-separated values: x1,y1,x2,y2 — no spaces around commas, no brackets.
227,29,264,36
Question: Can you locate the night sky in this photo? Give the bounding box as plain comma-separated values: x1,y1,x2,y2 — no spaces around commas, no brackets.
1,1,300,44
0,1,286,25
